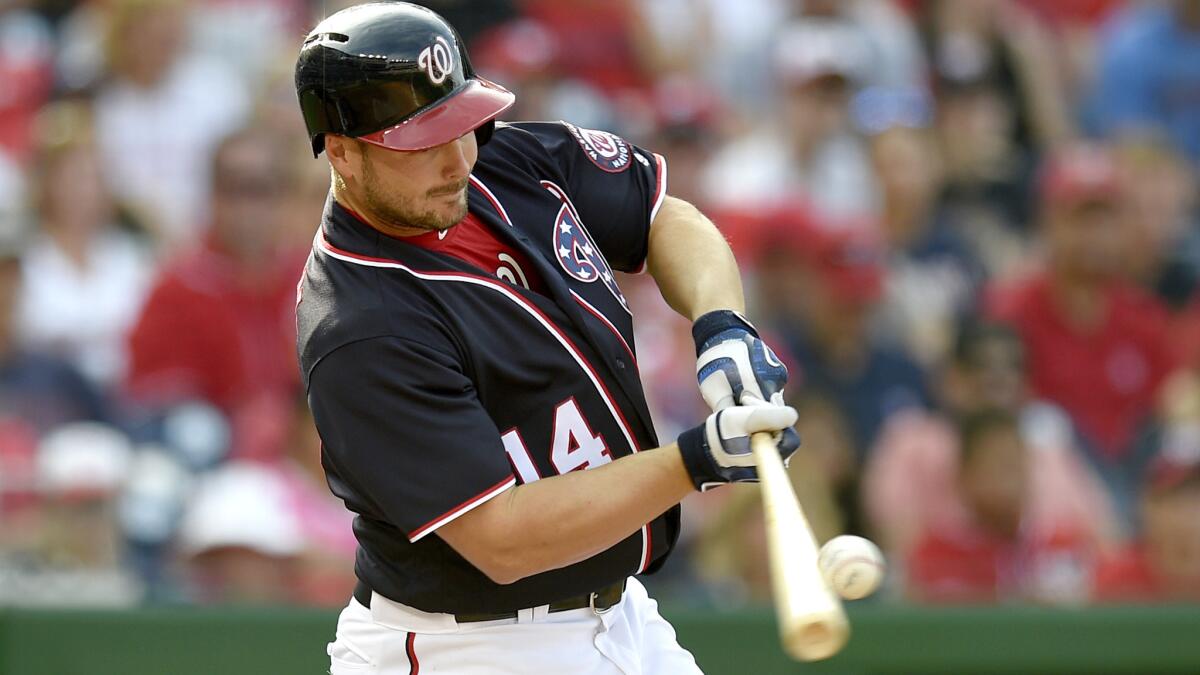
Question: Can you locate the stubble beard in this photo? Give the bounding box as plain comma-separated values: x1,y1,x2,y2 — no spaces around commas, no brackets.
360,153,468,233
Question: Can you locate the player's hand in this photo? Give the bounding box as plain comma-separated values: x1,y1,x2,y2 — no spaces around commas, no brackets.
693,310,788,411
677,404,801,491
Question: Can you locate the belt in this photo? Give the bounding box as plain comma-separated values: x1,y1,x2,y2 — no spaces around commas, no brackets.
352,579,626,623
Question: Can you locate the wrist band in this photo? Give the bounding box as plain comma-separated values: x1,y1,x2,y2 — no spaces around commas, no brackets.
691,309,758,355
676,424,713,491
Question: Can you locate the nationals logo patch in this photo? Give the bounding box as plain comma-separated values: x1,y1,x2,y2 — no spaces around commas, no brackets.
543,180,629,311
564,123,632,173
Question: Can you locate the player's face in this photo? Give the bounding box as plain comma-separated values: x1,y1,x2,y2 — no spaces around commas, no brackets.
356,132,478,233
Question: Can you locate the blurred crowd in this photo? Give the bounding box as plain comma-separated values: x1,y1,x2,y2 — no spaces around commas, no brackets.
1,0,1198,608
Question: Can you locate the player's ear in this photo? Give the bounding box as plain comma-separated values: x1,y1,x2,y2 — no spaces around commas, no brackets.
325,134,362,181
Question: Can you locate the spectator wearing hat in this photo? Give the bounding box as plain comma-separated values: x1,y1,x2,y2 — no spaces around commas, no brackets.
701,19,879,222
11,422,143,607
988,143,1177,508
757,213,930,534
1093,435,1200,602
177,449,355,605
176,461,305,604
769,219,930,450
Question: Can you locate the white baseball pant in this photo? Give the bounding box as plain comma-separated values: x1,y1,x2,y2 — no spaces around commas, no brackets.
327,577,702,674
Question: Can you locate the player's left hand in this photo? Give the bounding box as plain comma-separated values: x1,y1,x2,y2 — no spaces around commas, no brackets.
677,402,802,491
693,309,788,411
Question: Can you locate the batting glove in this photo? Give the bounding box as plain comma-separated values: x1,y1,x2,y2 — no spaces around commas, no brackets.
693,310,788,411
677,404,801,491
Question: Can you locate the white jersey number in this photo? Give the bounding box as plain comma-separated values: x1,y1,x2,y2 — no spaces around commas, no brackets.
501,399,612,482
501,428,542,484
550,398,611,474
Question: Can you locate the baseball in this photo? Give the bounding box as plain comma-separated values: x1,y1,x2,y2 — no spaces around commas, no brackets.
817,535,885,600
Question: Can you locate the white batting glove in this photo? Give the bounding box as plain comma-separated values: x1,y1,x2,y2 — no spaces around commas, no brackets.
693,310,789,411
677,404,801,491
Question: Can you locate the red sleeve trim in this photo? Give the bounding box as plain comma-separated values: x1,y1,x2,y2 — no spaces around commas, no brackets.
636,152,669,275
637,523,652,574
408,475,517,542
648,152,668,224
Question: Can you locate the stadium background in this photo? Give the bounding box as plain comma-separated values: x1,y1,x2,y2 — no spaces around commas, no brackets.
1,0,1199,672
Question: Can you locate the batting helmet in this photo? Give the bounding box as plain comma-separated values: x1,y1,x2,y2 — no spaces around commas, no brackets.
295,2,515,157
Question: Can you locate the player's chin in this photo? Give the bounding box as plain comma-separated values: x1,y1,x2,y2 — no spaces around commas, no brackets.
430,194,468,228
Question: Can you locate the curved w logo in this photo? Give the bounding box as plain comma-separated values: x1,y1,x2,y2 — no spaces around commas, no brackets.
418,36,454,85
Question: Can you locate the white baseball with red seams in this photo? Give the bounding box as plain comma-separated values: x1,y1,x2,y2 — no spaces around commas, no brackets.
817,535,886,600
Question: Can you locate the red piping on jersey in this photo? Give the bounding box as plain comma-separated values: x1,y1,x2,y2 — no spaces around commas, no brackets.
640,522,653,573
570,290,636,366
475,176,641,373
408,475,517,543
316,234,644,455
634,153,669,276
406,632,419,675
469,175,513,226
649,153,668,223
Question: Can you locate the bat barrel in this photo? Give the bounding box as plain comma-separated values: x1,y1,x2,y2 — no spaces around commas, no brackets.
750,432,850,661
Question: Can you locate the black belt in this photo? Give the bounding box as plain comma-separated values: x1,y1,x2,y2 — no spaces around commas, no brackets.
353,579,626,623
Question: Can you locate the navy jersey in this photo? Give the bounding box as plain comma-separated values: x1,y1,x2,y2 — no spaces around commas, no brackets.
297,121,677,614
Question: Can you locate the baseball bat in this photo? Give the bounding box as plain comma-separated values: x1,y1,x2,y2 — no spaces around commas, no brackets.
750,432,850,661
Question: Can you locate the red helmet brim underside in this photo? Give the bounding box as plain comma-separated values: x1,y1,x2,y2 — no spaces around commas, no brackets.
359,78,516,152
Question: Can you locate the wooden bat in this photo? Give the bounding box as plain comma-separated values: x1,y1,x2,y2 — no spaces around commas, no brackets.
751,432,850,661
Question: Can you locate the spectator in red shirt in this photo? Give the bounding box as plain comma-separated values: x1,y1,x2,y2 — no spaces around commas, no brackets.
864,321,1121,563
126,127,303,459
1093,440,1200,602
908,409,1094,604
988,143,1176,465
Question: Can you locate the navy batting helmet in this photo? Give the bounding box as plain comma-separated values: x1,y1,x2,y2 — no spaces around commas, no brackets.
295,2,515,157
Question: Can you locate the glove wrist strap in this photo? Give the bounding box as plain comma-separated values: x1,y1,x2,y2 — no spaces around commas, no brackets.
691,309,758,356
677,425,715,491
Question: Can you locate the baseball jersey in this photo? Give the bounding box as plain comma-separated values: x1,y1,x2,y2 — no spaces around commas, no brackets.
297,121,675,614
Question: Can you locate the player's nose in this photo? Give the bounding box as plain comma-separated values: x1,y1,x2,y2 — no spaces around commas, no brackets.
441,134,474,180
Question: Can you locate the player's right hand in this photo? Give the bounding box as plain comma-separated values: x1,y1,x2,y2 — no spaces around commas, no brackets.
692,309,788,412
676,404,801,491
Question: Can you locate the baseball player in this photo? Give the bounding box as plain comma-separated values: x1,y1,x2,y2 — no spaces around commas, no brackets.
295,4,800,673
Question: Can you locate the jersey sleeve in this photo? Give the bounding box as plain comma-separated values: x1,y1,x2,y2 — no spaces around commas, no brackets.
308,336,516,543
526,121,667,273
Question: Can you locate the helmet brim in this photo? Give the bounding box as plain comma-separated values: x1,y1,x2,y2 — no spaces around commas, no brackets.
359,78,515,152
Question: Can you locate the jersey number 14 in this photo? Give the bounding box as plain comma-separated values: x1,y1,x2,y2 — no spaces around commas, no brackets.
501,398,612,483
